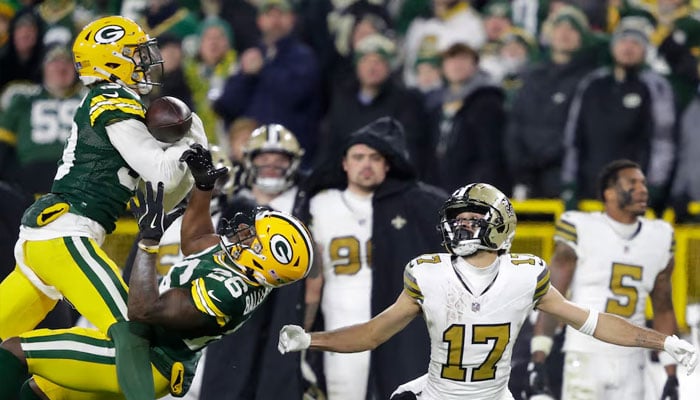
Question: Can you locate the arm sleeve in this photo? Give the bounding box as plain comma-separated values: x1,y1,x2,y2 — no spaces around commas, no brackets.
106,118,190,193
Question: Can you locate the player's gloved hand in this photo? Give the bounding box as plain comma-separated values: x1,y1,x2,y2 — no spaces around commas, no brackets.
526,361,554,399
130,181,184,241
179,143,228,191
278,325,311,354
660,375,679,400
664,335,699,375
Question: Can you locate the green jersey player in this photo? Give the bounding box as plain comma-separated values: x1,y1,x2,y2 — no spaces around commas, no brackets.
0,15,206,400
0,144,314,399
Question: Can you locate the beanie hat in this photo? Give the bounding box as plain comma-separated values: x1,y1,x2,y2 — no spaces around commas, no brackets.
612,16,652,47
354,33,397,65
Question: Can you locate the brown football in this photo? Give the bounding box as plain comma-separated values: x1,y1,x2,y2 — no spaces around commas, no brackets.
145,96,192,143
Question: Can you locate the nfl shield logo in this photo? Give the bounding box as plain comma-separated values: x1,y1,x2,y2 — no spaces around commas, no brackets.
472,302,480,312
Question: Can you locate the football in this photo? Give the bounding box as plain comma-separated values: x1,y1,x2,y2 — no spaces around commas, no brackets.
145,96,192,143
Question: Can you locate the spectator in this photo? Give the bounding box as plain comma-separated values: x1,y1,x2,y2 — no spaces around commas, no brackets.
498,27,540,105
302,116,447,400
505,5,599,200
140,0,199,40
413,34,444,108
403,0,486,88
0,44,85,196
184,17,237,145
213,0,321,167
200,123,313,400
670,86,700,222
0,9,44,89
480,0,514,59
321,33,430,177
561,16,676,213
426,42,509,194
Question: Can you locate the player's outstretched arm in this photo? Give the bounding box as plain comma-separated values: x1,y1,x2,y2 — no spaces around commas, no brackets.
537,286,699,374
179,144,230,255
279,290,421,354
128,181,212,331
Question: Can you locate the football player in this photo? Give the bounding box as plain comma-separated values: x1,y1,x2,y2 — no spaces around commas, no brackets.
0,144,314,399
278,183,698,400
529,159,682,400
0,15,206,399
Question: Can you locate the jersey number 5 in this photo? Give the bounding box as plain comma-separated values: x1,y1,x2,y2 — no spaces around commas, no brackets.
441,323,510,382
605,263,642,317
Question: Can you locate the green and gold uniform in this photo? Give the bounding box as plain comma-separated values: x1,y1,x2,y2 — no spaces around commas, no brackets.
0,84,84,194
0,82,196,339
19,244,272,399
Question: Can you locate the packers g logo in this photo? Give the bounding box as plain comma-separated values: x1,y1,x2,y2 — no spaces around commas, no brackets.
94,25,126,44
270,234,293,264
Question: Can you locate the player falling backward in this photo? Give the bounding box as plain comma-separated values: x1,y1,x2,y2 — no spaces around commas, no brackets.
278,183,698,400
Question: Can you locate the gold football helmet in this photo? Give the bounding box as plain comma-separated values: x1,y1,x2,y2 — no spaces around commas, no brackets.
219,209,313,288
438,183,517,256
72,16,163,92
243,124,304,194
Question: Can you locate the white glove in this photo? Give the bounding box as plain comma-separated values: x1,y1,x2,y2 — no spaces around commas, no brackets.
278,325,311,354
663,334,699,375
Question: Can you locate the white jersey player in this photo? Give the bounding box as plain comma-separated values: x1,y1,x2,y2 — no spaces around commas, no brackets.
531,159,681,400
309,188,373,400
279,183,698,400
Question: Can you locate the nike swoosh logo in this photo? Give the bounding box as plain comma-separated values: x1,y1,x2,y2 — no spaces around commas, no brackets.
149,216,158,230
103,92,119,98
208,290,221,302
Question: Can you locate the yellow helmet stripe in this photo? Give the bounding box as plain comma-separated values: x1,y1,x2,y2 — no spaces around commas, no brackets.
267,211,313,262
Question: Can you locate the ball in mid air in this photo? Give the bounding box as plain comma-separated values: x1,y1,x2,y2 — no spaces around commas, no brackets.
145,96,192,143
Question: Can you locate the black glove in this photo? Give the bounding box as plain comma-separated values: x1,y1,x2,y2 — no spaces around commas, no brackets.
661,375,679,400
130,181,184,241
179,143,229,191
526,361,553,398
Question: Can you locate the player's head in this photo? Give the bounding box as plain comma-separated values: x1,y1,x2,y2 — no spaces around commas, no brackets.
72,16,163,94
598,159,647,216
243,124,304,194
438,183,517,256
218,208,313,288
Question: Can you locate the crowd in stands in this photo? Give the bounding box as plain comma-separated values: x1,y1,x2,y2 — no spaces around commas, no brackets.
2,0,700,216
1,0,700,398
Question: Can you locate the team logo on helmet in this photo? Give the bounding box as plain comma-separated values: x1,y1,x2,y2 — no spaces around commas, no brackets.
270,234,293,264
94,25,126,44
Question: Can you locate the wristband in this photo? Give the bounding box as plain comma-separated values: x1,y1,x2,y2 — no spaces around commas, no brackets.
531,335,554,356
578,309,599,336
138,241,160,254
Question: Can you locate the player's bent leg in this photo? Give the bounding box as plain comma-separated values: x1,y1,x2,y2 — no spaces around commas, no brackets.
23,238,129,332
0,268,58,339
323,351,370,400
19,327,170,398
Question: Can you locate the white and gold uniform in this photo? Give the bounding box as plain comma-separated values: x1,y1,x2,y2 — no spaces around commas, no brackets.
309,188,373,400
555,211,674,399
400,252,550,400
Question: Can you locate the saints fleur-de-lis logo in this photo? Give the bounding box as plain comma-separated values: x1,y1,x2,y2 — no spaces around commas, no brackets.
391,215,407,230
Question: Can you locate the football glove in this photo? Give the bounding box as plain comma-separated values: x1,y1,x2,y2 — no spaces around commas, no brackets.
130,181,184,241
278,325,311,354
660,375,679,400
663,335,698,375
179,143,229,191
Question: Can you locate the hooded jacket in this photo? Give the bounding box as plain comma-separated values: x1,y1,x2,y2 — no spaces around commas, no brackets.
299,117,448,398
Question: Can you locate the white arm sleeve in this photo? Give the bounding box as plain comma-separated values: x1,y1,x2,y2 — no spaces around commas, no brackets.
106,118,190,193
185,112,209,146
